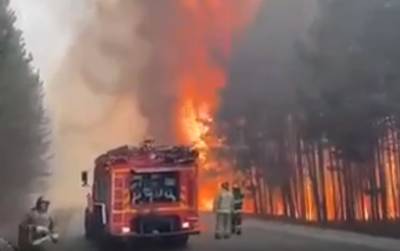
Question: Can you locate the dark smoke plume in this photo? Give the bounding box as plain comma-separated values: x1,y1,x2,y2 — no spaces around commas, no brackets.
220,0,317,122
136,1,181,143
218,0,317,181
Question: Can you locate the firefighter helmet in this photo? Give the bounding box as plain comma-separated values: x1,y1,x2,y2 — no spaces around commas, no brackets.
35,196,50,209
221,182,230,190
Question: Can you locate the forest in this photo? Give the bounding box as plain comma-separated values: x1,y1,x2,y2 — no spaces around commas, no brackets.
0,0,47,226
220,0,400,223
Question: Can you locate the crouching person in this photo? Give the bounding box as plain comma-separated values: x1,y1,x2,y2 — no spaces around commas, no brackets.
24,197,55,230
213,182,234,239
0,238,15,251
18,196,58,251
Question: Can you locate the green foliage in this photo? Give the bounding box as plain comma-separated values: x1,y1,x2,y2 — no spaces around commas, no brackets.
0,0,48,221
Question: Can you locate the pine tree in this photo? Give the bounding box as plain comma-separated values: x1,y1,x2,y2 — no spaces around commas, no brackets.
0,0,48,224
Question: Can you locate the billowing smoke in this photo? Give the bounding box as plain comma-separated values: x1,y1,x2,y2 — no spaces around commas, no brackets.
45,0,149,207
221,0,317,120
219,0,318,182
12,1,149,207
12,0,260,210
137,0,260,143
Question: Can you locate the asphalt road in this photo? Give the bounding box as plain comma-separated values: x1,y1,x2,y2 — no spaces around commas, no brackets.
47,210,400,251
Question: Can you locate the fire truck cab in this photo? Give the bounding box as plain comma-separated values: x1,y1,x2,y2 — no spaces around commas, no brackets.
81,141,200,246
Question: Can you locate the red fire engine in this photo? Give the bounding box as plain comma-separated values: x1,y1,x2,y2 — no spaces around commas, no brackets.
81,140,200,246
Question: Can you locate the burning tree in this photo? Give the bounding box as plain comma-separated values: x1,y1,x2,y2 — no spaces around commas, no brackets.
139,0,261,210
220,0,400,223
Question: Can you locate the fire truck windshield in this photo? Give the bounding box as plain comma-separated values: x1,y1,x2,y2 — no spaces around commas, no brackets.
129,172,180,205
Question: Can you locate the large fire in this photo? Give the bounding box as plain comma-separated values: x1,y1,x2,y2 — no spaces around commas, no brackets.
155,1,400,221
152,1,400,222
173,0,260,211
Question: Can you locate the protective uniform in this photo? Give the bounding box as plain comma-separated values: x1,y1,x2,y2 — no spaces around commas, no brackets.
213,183,234,239
18,197,58,250
0,238,14,251
232,186,244,235
23,197,54,231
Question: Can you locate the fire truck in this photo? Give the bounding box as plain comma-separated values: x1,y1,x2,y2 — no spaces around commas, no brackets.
81,140,200,246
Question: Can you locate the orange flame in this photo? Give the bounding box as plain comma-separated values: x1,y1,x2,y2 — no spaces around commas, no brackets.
173,0,260,210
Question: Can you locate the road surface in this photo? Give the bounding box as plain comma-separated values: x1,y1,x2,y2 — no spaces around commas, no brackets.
1,209,394,251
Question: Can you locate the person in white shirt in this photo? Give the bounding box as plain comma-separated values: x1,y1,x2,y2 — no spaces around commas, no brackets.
213,182,234,239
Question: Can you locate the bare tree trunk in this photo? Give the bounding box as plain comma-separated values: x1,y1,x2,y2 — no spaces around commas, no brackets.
343,160,355,223
376,138,386,220
257,174,265,214
250,167,260,214
282,182,296,218
297,138,306,219
307,143,321,222
337,159,346,221
392,123,400,218
388,119,399,218
252,186,259,214
369,160,380,221
389,156,398,218
268,185,274,215
360,171,366,221
317,142,328,223
394,121,400,218
260,177,268,214
328,149,339,220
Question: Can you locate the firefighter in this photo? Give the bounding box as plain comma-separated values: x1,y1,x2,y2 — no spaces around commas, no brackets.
19,196,58,250
23,196,55,233
0,238,15,251
232,184,244,235
141,138,154,151
213,182,234,239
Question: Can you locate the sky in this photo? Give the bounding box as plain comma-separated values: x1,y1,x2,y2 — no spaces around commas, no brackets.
10,0,90,83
